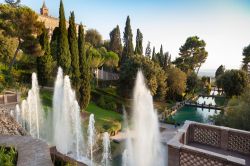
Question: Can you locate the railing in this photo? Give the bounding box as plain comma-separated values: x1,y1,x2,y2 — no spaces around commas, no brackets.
0,91,19,112
94,69,119,81
168,121,249,166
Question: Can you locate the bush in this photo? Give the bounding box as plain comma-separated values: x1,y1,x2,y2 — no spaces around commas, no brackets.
106,101,117,111
0,147,17,166
97,96,105,108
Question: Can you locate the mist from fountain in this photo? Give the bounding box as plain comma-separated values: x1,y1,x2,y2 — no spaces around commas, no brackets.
87,114,96,165
53,67,84,159
123,70,166,166
101,132,111,166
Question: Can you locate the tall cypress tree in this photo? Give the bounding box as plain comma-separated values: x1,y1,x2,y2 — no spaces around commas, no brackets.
50,27,60,62
134,28,143,55
37,28,53,86
121,16,134,64
58,0,71,74
152,46,156,61
68,12,80,90
109,25,122,57
145,41,151,58
78,24,91,110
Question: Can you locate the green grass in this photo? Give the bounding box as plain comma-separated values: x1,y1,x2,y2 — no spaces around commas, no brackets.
85,102,122,133
40,89,53,108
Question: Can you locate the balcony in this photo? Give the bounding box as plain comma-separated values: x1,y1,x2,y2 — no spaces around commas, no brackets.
168,121,250,166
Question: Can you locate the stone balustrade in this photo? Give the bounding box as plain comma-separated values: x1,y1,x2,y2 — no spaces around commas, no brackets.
168,121,250,166
0,91,19,112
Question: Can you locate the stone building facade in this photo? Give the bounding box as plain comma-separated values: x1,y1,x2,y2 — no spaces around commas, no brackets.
37,1,85,36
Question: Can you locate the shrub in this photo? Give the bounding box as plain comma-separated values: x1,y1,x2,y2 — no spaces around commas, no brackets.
0,147,17,166
97,96,105,108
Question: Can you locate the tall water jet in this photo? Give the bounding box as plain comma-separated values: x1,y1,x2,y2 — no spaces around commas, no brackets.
87,114,96,165
15,104,21,124
123,71,165,166
19,73,43,138
53,67,84,159
101,132,111,166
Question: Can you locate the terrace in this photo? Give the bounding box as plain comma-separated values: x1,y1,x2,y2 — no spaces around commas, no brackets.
168,121,250,166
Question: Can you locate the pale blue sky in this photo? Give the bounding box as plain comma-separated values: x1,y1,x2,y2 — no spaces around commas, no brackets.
1,0,250,71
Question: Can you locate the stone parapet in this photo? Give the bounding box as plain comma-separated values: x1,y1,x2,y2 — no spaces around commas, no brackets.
168,121,250,166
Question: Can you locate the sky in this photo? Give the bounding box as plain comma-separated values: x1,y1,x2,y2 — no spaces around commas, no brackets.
2,0,250,71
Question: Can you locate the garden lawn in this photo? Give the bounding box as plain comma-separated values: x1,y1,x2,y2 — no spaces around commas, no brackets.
85,102,122,133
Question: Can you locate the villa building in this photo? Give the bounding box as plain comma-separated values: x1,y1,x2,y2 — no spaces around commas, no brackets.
37,1,86,37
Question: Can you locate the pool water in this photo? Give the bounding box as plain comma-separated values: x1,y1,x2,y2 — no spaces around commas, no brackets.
173,95,225,124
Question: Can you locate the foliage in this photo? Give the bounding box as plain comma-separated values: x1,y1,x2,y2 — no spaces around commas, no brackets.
78,24,91,110
109,25,122,57
57,0,71,74
119,55,167,100
0,31,18,66
186,72,199,93
0,147,17,166
214,87,250,131
37,28,53,87
68,12,80,91
50,27,60,61
215,65,225,78
85,29,102,47
242,44,250,71
152,46,156,61
0,4,43,71
166,67,187,100
134,28,143,55
216,70,248,97
145,41,151,58
174,36,208,74
121,16,134,64
104,51,119,68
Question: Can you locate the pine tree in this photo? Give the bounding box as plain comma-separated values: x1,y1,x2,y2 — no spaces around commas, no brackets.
121,16,134,64
58,0,71,74
134,28,143,55
145,41,151,58
78,24,91,110
37,28,53,86
68,12,80,91
109,25,122,57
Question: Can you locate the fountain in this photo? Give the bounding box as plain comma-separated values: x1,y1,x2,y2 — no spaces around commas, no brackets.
53,67,84,159
101,132,111,166
123,71,166,166
87,114,96,165
18,73,43,138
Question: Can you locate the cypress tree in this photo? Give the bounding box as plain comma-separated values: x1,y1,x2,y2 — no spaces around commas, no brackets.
50,27,60,62
145,41,151,58
109,25,122,57
78,24,91,110
68,12,80,91
58,0,71,74
121,16,134,64
134,28,143,55
37,28,53,86
152,46,156,61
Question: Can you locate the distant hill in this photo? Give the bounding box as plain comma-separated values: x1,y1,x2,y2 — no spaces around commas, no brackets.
198,69,215,78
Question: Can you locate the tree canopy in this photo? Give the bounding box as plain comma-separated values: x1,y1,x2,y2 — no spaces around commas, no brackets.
109,25,122,57
85,29,102,47
215,65,225,78
174,36,208,74
0,4,43,71
58,0,71,74
216,70,248,97
242,44,250,71
121,16,134,64
134,28,143,55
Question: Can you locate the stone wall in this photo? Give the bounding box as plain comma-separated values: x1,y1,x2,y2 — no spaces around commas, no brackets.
168,121,249,166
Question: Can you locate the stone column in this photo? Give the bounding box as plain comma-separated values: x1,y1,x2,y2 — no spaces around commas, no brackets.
220,127,228,150
168,145,180,166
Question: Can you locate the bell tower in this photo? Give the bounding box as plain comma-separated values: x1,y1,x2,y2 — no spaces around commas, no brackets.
40,0,49,16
